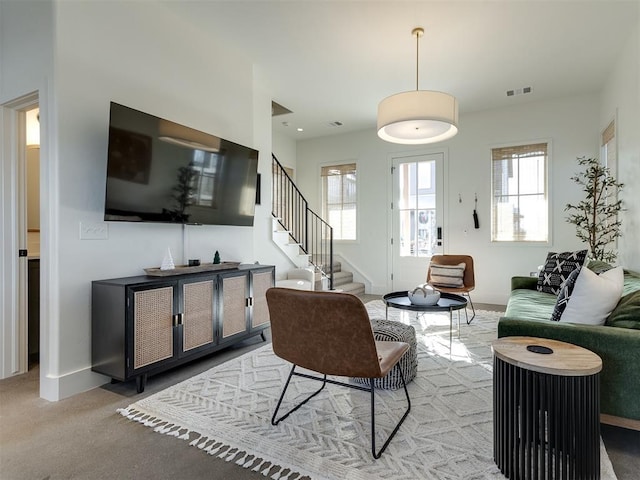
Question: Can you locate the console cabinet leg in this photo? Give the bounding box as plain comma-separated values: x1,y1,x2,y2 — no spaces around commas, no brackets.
260,331,266,342
136,374,147,393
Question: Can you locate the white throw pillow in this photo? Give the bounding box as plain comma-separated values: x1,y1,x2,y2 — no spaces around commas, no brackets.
429,262,465,287
559,266,624,325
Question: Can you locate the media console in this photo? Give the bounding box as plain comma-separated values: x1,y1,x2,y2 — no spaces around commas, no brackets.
91,264,274,392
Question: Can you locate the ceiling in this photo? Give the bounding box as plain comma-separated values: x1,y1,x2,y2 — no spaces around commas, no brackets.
163,1,639,141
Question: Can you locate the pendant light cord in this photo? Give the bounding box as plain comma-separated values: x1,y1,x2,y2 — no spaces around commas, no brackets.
412,27,424,91
416,30,419,91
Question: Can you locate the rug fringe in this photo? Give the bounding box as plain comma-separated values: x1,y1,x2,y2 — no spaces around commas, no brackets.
120,406,308,479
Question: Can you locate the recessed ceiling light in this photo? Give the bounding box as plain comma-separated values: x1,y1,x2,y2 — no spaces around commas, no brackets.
297,128,304,132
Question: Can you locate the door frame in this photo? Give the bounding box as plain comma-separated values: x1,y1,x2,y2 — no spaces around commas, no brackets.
1,92,39,378
387,148,449,292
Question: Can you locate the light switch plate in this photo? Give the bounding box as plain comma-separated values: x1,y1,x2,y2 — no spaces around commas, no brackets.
79,222,108,240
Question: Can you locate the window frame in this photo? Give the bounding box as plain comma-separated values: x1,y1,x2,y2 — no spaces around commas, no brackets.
319,161,359,243
490,140,552,245
601,116,617,180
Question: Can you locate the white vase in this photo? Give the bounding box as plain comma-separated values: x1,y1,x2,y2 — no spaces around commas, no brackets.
160,247,175,270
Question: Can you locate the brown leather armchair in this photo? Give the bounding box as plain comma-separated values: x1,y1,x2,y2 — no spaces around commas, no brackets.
427,254,476,323
265,287,411,459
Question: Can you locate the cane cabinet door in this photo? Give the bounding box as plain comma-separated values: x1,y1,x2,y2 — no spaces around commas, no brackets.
179,277,216,356
251,269,274,330
130,284,175,373
219,272,250,342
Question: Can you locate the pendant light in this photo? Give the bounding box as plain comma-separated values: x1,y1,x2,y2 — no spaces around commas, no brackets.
377,27,458,145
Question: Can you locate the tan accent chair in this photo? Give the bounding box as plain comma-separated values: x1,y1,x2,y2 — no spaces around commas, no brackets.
265,287,411,459
427,254,476,324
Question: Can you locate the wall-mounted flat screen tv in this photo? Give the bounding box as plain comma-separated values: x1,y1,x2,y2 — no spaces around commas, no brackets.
104,102,258,226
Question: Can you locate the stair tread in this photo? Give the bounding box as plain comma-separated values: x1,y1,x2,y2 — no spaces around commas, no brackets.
334,282,366,294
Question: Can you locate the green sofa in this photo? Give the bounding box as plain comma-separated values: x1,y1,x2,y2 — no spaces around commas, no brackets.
497,262,640,429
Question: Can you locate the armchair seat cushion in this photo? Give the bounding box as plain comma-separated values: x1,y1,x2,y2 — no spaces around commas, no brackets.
352,319,417,390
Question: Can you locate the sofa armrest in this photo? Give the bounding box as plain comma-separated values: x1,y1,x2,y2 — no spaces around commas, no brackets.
498,318,640,421
511,276,538,291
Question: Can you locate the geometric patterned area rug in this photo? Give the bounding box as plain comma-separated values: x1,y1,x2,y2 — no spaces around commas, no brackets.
118,302,617,480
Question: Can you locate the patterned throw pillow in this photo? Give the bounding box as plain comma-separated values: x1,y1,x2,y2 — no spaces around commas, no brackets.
429,262,465,288
536,250,588,295
550,267,582,321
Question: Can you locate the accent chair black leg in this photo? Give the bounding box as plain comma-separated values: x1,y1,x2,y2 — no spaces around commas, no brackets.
271,365,327,426
371,365,412,459
465,293,476,325
260,331,266,342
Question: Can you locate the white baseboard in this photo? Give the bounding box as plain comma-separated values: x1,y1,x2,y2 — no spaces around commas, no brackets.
40,367,109,401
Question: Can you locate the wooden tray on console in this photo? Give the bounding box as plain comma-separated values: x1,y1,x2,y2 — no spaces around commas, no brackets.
144,261,241,277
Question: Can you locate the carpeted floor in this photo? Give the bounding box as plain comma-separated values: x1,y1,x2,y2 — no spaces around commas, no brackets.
0,300,638,479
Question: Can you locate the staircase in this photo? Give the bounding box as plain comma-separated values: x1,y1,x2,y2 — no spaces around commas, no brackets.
271,154,365,295
321,261,365,295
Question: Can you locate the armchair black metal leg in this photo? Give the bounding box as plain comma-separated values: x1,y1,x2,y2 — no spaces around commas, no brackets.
465,293,476,324
271,365,327,426
370,365,412,459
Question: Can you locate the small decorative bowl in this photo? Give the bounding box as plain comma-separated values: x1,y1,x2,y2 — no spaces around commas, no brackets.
408,285,441,306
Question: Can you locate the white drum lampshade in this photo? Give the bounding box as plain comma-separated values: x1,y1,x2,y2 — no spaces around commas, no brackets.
377,27,459,145
377,90,458,145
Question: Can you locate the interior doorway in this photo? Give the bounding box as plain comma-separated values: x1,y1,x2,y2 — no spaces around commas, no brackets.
0,92,41,383
25,107,41,369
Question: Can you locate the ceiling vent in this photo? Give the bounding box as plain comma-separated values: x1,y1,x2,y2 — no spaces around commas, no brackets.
327,121,343,128
506,87,533,97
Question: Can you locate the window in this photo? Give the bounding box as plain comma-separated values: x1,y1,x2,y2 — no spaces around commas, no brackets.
321,163,356,240
602,119,616,177
491,143,548,242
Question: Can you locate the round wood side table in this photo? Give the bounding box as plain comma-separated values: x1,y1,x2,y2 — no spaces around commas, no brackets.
492,336,602,480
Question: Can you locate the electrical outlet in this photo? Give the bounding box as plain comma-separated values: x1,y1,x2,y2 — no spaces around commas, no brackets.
79,222,108,240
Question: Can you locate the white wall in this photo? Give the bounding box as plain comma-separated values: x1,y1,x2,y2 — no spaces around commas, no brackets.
296,94,601,304
1,1,283,400
601,19,640,272
252,73,294,279
0,0,55,390
273,131,297,174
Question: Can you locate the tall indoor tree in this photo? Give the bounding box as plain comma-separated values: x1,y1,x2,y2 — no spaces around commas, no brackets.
565,156,624,263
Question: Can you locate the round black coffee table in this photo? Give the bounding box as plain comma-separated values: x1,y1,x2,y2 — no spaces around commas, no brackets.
382,291,467,350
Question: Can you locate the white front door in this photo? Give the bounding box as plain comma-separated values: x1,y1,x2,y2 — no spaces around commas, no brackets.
391,152,445,291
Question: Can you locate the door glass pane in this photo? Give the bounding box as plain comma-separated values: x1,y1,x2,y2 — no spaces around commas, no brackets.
398,210,416,256
398,160,437,258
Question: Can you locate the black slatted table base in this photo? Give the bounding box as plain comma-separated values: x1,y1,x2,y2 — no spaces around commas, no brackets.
493,357,600,480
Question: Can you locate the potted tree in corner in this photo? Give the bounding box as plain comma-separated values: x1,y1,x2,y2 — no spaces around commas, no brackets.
565,156,624,262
